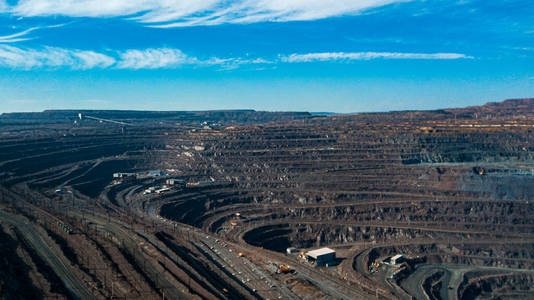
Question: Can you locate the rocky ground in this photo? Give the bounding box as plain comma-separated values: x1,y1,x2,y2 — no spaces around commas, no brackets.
1,99,533,299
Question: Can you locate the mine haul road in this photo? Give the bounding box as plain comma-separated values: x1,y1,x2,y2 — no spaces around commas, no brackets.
147,207,375,299
79,213,191,300
0,209,93,300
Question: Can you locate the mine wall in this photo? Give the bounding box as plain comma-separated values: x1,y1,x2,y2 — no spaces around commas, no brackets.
1,104,534,299
152,114,534,298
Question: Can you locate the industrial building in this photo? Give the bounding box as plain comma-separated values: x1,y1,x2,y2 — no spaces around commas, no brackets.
113,172,136,178
187,180,215,187
166,179,186,186
306,248,336,266
155,187,171,194
147,170,167,177
390,254,405,265
286,247,298,254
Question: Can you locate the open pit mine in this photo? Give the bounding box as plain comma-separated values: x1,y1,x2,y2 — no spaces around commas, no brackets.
1,99,534,300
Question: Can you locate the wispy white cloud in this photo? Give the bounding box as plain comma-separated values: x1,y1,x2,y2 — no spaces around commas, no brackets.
116,48,273,70
204,57,274,70
513,47,534,52
0,27,39,43
7,0,410,27
0,46,267,70
117,48,194,69
0,23,73,43
0,46,473,70
282,52,474,62
0,37,32,43
0,45,115,69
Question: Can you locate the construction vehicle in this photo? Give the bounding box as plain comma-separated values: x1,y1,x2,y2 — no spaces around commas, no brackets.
57,221,72,234
372,261,380,268
279,264,292,274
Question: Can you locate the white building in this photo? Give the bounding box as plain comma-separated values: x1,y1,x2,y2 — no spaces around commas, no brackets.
286,247,298,254
391,254,405,265
306,248,336,266
166,179,186,186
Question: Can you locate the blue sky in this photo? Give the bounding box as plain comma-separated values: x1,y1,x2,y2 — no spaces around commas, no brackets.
0,0,533,113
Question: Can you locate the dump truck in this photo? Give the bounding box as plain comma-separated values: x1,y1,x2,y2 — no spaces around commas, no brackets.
279,264,292,274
